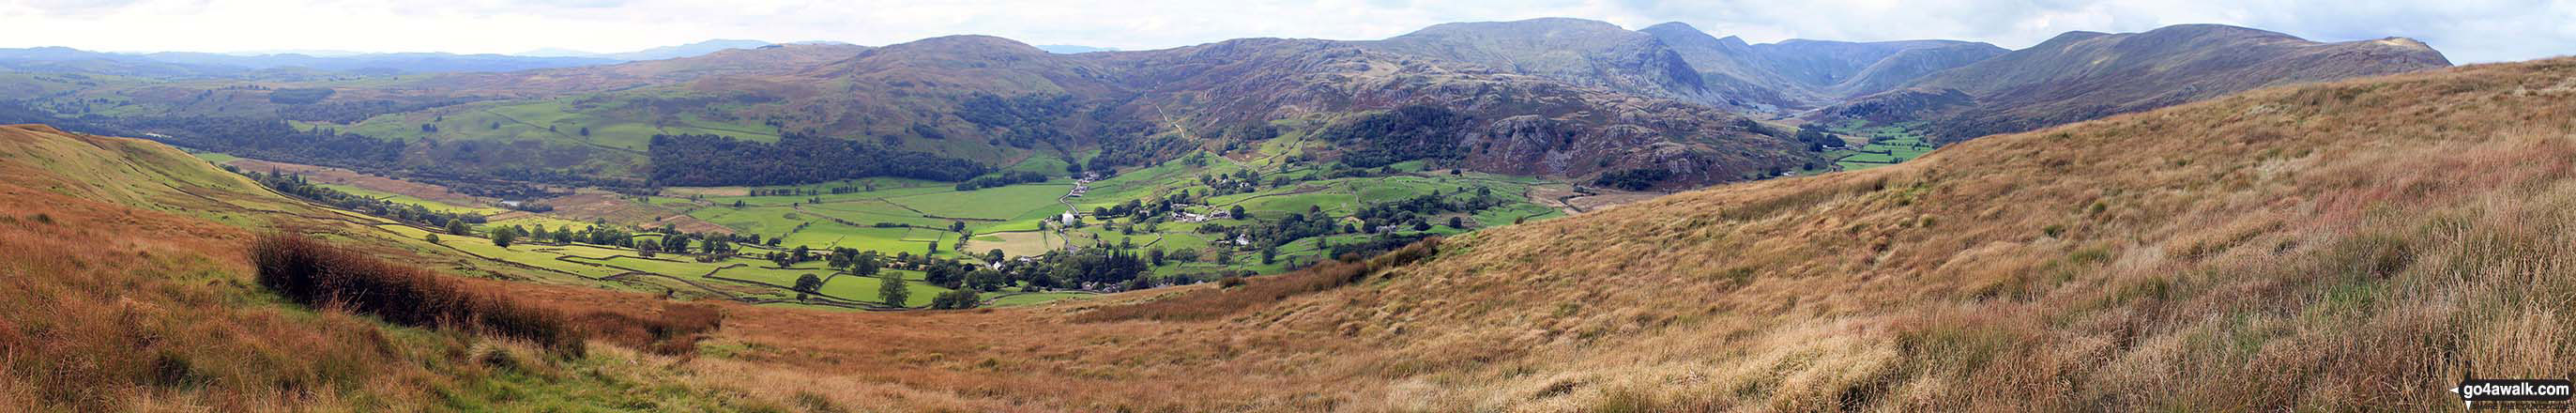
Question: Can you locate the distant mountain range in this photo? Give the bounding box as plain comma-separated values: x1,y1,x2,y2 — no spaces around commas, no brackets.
0,38,802,78
1814,24,2450,140
0,19,2453,191
518,39,778,61
1036,45,1119,54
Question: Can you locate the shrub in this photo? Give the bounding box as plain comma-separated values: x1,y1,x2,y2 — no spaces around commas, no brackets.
929,290,981,310
251,234,582,353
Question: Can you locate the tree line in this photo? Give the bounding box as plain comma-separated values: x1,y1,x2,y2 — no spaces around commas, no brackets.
648,132,989,187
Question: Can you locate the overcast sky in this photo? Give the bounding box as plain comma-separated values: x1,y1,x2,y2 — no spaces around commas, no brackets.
0,0,2567,63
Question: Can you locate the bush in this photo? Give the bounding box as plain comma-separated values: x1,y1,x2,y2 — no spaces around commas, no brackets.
929,290,982,310
251,235,581,353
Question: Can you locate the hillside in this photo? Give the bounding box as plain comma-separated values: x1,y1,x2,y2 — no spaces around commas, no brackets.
0,125,789,411
1639,23,2007,111
1822,24,2452,142
7,55,2574,411
0,20,2464,191
1362,18,1723,109
1124,57,2576,410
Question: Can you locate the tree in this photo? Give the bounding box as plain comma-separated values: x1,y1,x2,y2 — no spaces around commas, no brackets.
930,289,981,309
445,218,471,236
927,240,940,255
492,227,518,247
425,234,441,244
1228,205,1248,219
877,271,909,307
1148,248,1166,266
793,273,824,294
985,249,1005,263
1448,216,1465,229
965,269,1006,291
1260,245,1277,265
851,252,880,277
578,127,589,136
950,221,967,233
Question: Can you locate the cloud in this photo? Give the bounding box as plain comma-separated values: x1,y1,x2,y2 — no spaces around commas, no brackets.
0,0,2561,62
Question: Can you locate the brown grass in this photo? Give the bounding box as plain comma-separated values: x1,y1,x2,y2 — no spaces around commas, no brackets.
0,126,746,411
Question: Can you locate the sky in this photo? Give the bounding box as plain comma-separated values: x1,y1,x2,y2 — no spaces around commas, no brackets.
0,0,2567,63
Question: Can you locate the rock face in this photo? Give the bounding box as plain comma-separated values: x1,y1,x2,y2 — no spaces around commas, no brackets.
1821,24,2452,141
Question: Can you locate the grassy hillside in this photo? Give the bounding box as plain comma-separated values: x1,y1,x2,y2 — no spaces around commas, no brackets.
1195,57,2576,410
6,56,2574,411
0,125,792,411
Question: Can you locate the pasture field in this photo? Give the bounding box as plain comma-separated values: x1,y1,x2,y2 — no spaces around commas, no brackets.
887,183,1070,220
1828,122,1939,171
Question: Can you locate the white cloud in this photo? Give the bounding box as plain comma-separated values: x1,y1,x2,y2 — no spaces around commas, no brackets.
0,0,2562,62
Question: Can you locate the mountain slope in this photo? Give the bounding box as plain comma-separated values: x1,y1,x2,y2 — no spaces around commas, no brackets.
1153,57,2576,410
10,55,2573,411
1825,24,2451,141
0,125,779,411
1363,18,1721,109
1092,38,1806,183
1639,23,2007,110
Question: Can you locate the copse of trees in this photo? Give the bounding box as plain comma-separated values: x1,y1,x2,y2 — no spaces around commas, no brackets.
954,170,1049,191
1313,104,1469,168
648,132,989,187
1593,168,1674,191
239,169,488,229
929,289,981,309
1794,125,1842,151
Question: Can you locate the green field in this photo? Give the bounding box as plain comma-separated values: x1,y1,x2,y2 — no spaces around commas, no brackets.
1828,121,1939,171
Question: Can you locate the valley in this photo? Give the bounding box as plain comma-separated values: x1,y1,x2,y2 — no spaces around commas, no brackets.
201,128,1585,309
0,8,2555,412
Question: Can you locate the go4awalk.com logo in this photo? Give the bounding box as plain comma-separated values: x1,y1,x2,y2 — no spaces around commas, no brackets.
2452,377,2572,410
